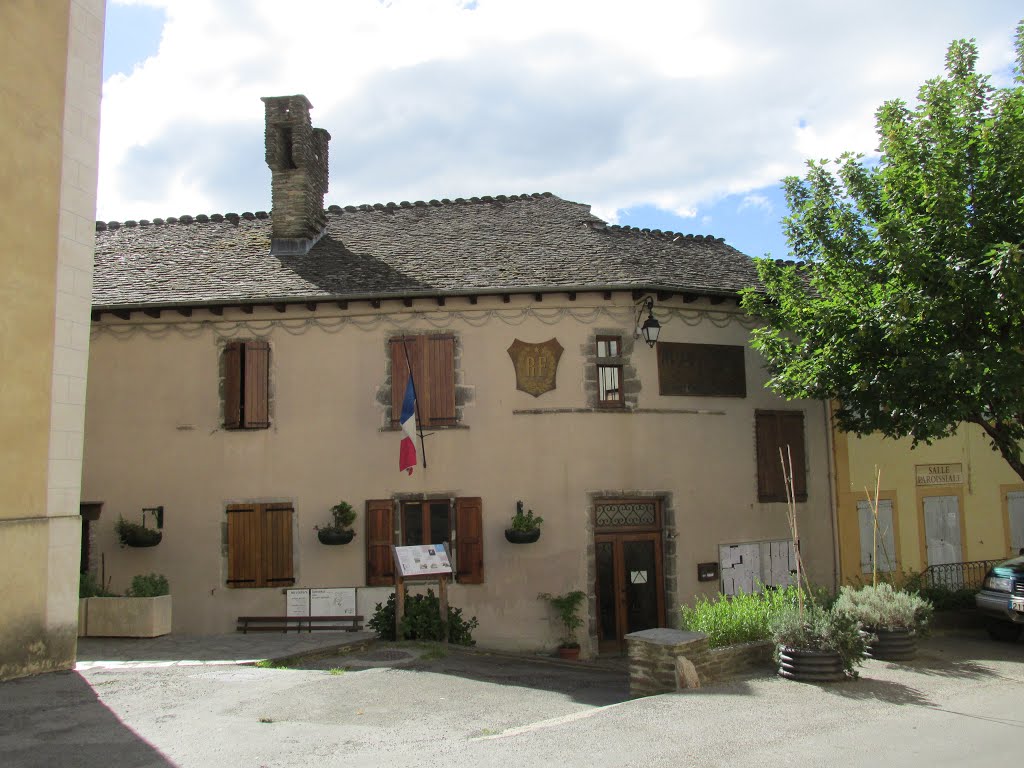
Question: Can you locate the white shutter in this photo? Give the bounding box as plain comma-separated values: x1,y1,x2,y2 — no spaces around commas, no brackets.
1008,492,1024,555
857,499,896,573
719,543,760,595
923,495,962,567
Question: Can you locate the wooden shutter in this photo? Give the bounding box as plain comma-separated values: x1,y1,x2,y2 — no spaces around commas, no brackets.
262,504,294,586
778,411,807,501
243,340,270,428
226,504,259,587
425,336,456,426
390,335,455,428
366,499,396,586
756,411,806,502
223,342,243,429
454,496,484,584
755,411,782,502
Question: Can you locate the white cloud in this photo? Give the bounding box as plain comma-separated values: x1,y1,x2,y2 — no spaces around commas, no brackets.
97,0,1023,222
738,194,772,214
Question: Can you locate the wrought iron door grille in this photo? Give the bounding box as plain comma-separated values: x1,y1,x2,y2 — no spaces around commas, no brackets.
595,502,657,528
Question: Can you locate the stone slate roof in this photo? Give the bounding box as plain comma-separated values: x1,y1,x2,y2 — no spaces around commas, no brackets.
92,193,763,309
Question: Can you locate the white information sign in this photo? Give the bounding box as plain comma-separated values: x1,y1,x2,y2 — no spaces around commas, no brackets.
310,588,356,617
286,589,311,617
393,544,453,577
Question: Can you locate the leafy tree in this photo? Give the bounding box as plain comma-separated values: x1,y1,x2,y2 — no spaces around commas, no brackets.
742,23,1024,481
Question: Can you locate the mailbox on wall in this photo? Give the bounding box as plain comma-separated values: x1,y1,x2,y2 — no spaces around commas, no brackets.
697,562,719,582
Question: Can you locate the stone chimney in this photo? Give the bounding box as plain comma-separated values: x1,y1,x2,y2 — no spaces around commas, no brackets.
261,95,331,255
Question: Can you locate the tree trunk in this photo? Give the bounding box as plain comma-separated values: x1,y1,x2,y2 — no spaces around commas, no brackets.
970,417,1024,482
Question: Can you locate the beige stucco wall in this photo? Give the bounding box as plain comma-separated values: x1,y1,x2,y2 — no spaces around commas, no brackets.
0,0,104,680
82,294,835,651
834,421,1024,584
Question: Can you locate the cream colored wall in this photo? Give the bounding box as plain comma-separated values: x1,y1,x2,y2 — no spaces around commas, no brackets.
0,0,104,680
835,423,1023,584
82,294,835,651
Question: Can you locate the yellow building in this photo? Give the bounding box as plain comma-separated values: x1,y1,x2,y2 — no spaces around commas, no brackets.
834,415,1024,588
0,1,105,680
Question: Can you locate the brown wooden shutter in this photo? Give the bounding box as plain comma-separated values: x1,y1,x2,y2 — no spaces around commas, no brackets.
756,411,807,502
425,336,456,426
226,504,258,587
243,340,270,428
223,342,243,429
454,496,484,584
778,412,807,502
262,504,295,586
390,335,456,428
366,499,396,586
390,336,420,428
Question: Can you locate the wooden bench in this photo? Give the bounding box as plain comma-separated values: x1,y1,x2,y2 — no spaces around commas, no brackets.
236,615,364,634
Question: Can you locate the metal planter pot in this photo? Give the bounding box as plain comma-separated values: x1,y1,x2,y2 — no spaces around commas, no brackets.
866,627,917,661
777,646,846,682
317,528,356,545
504,528,541,544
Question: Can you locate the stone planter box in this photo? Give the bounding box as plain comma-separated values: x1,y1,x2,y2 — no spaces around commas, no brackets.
79,595,172,638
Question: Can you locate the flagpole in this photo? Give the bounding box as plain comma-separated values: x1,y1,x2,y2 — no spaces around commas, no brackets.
400,337,428,470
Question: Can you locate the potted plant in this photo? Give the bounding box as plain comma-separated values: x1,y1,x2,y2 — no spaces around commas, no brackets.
538,590,586,660
505,500,543,543
833,583,932,660
772,601,871,681
80,573,172,638
115,516,162,547
316,500,357,545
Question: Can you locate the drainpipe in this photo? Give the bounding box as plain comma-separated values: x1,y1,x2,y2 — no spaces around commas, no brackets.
823,399,840,591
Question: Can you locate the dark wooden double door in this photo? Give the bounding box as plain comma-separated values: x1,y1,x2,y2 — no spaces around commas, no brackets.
595,531,665,654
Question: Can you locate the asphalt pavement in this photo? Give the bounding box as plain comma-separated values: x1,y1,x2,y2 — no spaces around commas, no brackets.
1,628,1021,767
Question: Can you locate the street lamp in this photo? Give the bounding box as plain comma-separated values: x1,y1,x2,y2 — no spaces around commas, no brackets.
634,296,661,348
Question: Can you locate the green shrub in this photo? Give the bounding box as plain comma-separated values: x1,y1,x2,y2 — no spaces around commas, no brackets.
771,603,870,678
79,571,115,598
114,517,162,547
680,585,801,648
368,589,478,645
125,573,170,597
900,571,978,611
833,583,932,633
510,501,543,532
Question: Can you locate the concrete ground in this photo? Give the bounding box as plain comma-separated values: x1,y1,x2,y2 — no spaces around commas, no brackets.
1,628,1021,767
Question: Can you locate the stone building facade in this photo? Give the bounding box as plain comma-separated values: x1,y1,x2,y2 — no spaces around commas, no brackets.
82,96,838,654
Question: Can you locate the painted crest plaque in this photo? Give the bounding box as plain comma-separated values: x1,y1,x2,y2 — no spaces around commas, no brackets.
507,338,563,397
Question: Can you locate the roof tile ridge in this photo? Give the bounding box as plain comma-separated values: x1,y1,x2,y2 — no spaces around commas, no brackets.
595,223,727,244
323,191,556,215
95,209,269,231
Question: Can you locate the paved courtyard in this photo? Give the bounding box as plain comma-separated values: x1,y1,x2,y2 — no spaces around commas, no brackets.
1,628,1021,767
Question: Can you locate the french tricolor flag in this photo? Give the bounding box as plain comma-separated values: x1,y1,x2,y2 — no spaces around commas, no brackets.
399,374,418,475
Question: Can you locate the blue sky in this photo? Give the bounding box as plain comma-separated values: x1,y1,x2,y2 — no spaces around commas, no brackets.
99,1,1022,261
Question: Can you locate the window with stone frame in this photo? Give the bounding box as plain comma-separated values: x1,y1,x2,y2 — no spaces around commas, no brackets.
585,330,639,409
365,497,483,586
596,335,624,407
222,340,270,429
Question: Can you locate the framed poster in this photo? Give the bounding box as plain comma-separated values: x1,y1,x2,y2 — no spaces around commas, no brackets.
393,544,453,577
310,588,356,616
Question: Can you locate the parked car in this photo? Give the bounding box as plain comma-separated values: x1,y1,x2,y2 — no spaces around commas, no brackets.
975,555,1024,642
